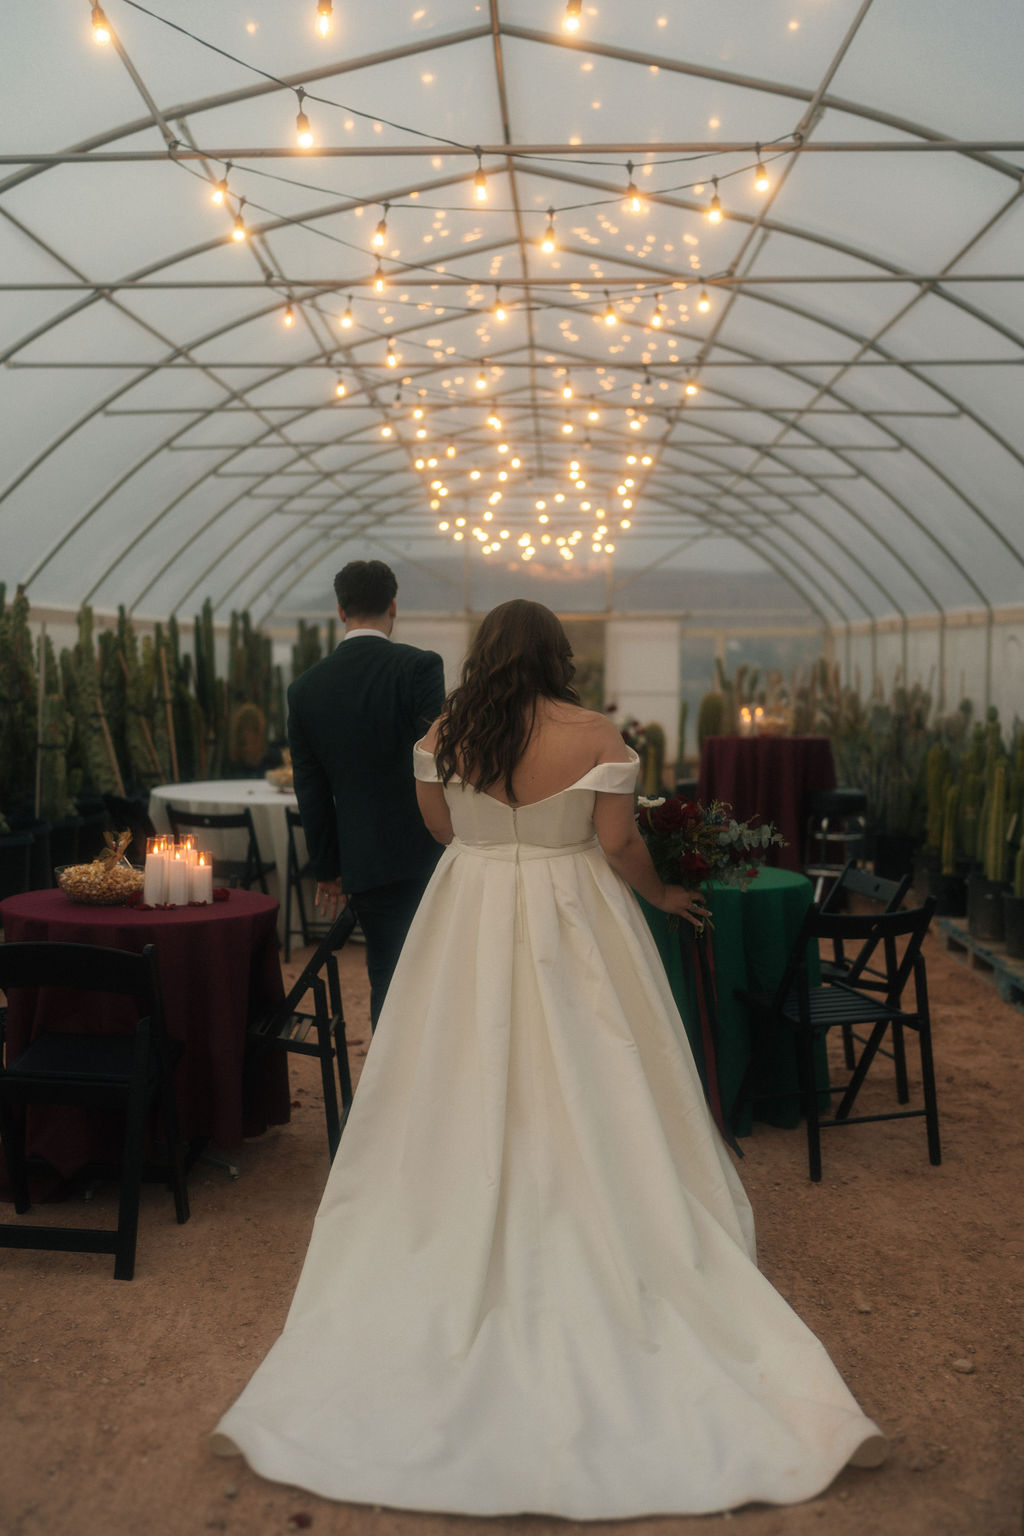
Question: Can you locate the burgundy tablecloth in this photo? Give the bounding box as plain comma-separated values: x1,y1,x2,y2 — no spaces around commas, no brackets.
697,735,836,872
0,889,290,1178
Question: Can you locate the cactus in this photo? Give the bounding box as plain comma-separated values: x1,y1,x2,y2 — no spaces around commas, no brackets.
0,585,38,817
982,759,1007,884
36,630,75,824
676,698,689,772
940,783,960,876
642,722,665,797
63,605,125,796
697,691,725,747
292,618,323,681
924,743,950,851
1013,839,1024,900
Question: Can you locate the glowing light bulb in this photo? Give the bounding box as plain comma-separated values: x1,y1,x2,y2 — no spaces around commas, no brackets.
650,295,664,328
697,287,711,313
707,178,723,223
475,365,488,391
316,0,333,37
685,379,699,397
91,5,111,43
562,378,573,400
487,413,502,430
446,444,456,457
333,376,347,399
564,0,582,31
231,206,247,242
438,520,449,531
374,261,386,295
211,172,229,206
386,338,397,367
754,146,771,193
629,418,641,430
295,92,314,149
283,303,295,328
587,408,599,423
493,288,507,322
474,154,488,202
380,423,393,437
373,208,388,248
603,291,617,326
624,161,643,214
562,419,574,435
620,518,631,528
340,297,354,328
541,208,556,254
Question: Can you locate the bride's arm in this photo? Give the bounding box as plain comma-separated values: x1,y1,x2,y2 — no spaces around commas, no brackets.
593,793,707,927
417,781,453,845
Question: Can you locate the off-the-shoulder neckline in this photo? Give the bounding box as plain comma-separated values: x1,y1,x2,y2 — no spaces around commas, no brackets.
414,743,638,809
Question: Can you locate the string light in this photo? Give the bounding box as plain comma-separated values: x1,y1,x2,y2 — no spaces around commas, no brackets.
386,337,397,367
697,287,711,313
475,363,488,391
372,206,389,249
283,302,295,328
315,0,333,38
707,177,723,223
541,208,557,254
473,148,488,202
561,415,574,435
684,377,699,397
487,411,502,430
564,0,582,32
231,200,247,242
340,296,354,328
91,5,111,43
650,294,664,328
211,163,231,205
603,291,617,326
754,145,771,193
587,408,600,423
380,423,393,437
374,260,386,294
334,375,347,398
561,374,573,400
295,89,314,149
493,287,506,322
624,161,643,215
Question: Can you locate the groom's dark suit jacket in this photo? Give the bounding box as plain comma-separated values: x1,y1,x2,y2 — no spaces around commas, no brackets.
287,635,445,895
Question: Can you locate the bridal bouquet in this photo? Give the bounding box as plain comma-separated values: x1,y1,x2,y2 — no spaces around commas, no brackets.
636,794,786,896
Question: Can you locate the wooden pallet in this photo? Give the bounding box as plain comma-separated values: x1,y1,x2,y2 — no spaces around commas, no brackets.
939,917,1024,1011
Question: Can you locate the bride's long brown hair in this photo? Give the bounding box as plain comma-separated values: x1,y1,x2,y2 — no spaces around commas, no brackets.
435,599,579,800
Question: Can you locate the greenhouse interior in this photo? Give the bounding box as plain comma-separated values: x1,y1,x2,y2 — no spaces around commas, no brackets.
1,4,1023,1534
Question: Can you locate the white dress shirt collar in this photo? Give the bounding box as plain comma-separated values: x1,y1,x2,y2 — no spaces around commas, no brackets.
344,627,391,641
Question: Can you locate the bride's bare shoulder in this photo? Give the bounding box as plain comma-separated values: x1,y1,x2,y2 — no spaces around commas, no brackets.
545,703,631,763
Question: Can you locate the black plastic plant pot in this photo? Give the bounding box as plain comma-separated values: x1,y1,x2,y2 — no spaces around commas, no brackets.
927,866,968,918
1002,893,1024,961
967,871,1008,943
872,831,918,883
912,847,940,906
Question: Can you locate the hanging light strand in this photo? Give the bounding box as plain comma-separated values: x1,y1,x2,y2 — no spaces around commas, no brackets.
91,4,112,43
541,207,557,254
473,147,488,203
624,160,643,214
315,0,333,38
707,176,723,223
294,88,314,149
564,0,582,33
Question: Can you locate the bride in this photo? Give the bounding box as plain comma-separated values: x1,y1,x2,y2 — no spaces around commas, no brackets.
211,598,886,1519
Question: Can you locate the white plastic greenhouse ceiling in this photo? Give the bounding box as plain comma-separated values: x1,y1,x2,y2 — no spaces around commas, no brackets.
2,0,1023,749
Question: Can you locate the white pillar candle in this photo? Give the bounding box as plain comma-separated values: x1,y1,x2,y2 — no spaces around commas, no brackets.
165,849,190,906
190,852,213,904
143,840,166,905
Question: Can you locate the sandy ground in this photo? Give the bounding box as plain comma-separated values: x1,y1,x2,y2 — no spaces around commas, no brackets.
1,925,1022,1536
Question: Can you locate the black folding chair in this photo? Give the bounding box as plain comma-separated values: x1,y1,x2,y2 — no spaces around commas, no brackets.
0,942,190,1280
820,861,913,1065
164,805,274,894
283,807,334,962
246,908,358,1157
734,900,940,1181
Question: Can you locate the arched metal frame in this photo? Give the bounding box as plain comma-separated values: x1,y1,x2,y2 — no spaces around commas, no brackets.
1,3,1022,635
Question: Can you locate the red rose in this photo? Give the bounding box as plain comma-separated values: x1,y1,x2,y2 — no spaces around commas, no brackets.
680,850,710,876
652,798,687,833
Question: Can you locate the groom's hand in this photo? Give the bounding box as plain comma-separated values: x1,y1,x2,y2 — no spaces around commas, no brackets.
314,878,346,918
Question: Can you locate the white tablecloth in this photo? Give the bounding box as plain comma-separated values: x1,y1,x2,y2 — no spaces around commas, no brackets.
148,779,308,938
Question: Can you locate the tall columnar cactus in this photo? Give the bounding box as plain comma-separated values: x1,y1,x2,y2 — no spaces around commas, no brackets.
982,759,1007,884
925,743,950,851
697,691,725,747
0,584,38,816
36,631,75,823
958,767,982,863
676,698,689,772
940,782,960,877
63,605,125,796
1013,839,1024,900
292,618,323,681
642,722,665,797
117,606,163,789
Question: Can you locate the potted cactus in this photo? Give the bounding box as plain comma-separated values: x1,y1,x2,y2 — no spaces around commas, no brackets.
1003,842,1024,960
967,757,1009,943
926,780,968,917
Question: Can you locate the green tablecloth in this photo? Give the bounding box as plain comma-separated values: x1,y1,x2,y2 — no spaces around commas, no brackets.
641,867,827,1138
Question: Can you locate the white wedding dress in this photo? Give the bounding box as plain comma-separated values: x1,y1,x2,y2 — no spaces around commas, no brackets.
211,747,886,1518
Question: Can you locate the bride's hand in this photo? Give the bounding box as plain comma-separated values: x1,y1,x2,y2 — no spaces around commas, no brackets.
659,885,710,930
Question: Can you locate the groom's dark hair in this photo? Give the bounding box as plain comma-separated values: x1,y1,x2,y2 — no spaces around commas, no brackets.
334,560,397,617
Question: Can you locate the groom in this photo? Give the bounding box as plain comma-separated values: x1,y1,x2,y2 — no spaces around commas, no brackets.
287,560,445,1028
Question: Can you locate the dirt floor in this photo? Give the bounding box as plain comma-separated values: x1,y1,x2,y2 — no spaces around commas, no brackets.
1,924,1022,1536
